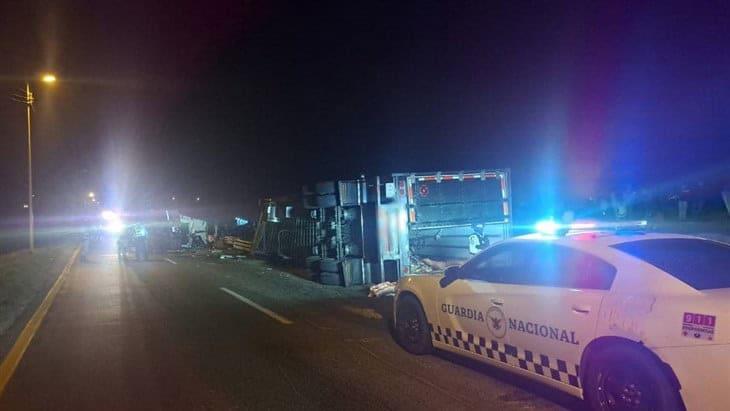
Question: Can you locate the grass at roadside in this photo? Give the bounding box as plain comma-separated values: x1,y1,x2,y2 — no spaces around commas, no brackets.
0,247,72,336
650,219,730,243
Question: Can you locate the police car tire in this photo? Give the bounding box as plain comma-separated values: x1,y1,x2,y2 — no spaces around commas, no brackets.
395,296,432,355
584,344,682,411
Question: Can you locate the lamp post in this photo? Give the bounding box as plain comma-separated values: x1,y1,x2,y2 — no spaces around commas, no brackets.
11,73,56,252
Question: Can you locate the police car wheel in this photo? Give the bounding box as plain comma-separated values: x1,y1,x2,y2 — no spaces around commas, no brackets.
584,345,682,411
395,296,432,355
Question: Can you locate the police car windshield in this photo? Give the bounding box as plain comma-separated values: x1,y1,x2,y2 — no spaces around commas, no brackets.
611,238,730,290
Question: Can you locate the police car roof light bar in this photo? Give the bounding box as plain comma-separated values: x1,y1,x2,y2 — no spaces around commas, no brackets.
535,219,647,236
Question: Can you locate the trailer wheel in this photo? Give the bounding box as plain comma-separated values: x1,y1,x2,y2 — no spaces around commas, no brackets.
316,194,337,208
319,272,341,286
315,181,336,195
302,194,318,210
320,258,340,273
305,256,321,272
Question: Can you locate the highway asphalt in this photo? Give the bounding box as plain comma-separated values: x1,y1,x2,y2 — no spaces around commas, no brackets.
0,250,584,410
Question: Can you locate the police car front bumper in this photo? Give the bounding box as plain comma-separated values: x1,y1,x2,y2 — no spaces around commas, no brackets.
653,344,730,410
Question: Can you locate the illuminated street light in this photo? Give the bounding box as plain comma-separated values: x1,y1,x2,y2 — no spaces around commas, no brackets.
88,191,95,198
41,73,57,84
10,73,58,252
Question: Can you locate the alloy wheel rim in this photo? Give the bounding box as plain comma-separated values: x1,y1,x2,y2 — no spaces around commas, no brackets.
596,365,654,410
402,308,421,344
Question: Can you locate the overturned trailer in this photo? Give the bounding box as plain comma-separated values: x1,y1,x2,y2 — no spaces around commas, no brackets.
253,169,512,286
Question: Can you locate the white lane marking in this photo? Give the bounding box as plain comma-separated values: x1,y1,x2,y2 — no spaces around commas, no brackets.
220,287,293,325
302,318,336,331
164,258,177,265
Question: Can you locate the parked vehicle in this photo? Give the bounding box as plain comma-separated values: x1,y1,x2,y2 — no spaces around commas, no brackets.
395,223,730,410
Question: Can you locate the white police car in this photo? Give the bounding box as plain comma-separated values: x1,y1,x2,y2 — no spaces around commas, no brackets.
394,222,730,410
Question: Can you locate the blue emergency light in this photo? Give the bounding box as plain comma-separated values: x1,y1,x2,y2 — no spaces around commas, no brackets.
535,219,646,236
535,219,561,235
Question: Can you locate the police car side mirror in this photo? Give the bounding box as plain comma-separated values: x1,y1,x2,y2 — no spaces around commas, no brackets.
439,265,462,288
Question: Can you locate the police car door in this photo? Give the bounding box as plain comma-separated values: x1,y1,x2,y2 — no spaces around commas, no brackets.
500,242,614,391
436,243,519,358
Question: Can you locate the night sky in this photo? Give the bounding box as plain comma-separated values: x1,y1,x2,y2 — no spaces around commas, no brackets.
1,1,729,220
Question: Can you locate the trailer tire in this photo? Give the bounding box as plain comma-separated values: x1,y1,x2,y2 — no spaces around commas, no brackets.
316,194,337,208
302,194,318,210
305,256,321,272
315,181,336,195
320,258,340,273
319,272,341,286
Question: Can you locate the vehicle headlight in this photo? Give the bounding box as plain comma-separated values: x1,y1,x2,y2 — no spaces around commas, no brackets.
104,220,124,233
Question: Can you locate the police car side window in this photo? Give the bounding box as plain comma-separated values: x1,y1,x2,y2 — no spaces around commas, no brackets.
461,243,531,284
527,244,616,289
460,243,616,288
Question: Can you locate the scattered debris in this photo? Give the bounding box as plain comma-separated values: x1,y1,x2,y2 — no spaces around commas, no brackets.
342,305,383,320
369,281,397,298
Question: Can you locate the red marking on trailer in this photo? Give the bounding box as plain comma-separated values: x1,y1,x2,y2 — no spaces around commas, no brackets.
419,185,429,197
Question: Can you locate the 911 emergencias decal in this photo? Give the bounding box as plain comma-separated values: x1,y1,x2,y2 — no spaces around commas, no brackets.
682,312,716,341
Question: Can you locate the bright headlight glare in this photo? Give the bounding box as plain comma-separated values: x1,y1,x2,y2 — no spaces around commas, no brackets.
101,210,119,221
535,219,560,235
105,220,124,233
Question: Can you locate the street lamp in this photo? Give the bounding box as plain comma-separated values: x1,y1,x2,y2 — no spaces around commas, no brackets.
42,74,57,84
11,73,57,252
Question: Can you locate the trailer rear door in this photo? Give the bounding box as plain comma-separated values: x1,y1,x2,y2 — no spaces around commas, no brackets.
391,170,511,276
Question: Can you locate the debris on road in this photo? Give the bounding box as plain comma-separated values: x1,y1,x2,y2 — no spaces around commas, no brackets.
341,305,383,320
369,281,396,298
220,254,247,261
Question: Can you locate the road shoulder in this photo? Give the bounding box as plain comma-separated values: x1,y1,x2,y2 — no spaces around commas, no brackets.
0,245,77,363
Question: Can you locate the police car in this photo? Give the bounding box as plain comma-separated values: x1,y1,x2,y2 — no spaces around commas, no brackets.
394,221,730,410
